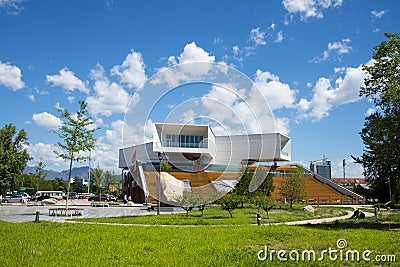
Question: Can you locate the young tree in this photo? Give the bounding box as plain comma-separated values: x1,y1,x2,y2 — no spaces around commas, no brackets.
51,101,98,208
92,164,104,194
357,33,400,202
33,160,47,192
233,166,274,207
279,166,306,209
0,123,31,195
220,194,240,218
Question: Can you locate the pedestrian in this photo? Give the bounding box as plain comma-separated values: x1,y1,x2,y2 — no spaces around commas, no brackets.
124,194,127,204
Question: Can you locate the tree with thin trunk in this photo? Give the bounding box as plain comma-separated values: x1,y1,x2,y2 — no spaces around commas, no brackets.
34,160,47,193
51,101,98,209
279,165,306,209
92,164,104,195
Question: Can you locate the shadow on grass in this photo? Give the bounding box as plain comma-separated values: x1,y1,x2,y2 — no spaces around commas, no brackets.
300,220,400,231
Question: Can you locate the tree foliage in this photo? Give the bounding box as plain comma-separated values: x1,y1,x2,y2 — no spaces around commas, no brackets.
91,164,104,194
358,33,400,202
51,100,98,207
0,123,31,195
34,160,47,192
233,166,274,207
279,166,306,209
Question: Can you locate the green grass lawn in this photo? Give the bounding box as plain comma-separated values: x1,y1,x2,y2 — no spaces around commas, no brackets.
0,217,399,266
1,207,399,266
72,205,348,225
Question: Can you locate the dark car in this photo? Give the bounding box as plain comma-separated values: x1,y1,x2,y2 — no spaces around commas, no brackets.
88,194,111,202
63,192,78,200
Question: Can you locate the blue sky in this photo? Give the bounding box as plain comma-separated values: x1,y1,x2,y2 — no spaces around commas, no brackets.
0,0,399,177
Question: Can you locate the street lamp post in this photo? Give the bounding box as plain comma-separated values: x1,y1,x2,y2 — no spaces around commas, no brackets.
157,152,164,215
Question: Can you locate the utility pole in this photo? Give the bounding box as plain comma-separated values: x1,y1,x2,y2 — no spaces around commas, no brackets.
343,159,346,184
88,150,91,194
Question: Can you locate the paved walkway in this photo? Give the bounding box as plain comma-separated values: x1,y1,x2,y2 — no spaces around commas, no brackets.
0,202,182,223
275,210,374,226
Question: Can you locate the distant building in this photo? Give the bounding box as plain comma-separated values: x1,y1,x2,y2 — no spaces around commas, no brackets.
73,176,89,186
310,159,331,179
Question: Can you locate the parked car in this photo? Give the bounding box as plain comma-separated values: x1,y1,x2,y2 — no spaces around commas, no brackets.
63,192,78,200
2,194,29,203
88,194,111,202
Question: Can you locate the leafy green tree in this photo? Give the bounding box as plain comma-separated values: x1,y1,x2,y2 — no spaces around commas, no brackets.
71,182,87,193
219,194,240,218
51,100,98,208
279,166,306,209
52,178,68,192
92,164,104,194
33,160,47,192
233,166,274,207
253,196,275,219
0,123,31,195
357,33,400,202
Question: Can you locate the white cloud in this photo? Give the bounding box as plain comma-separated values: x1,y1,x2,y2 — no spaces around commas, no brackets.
0,60,24,90
275,117,290,135
249,27,267,46
371,10,387,19
297,63,366,122
27,94,35,101
254,69,296,111
27,142,66,169
86,65,129,116
32,112,62,130
46,67,89,93
0,0,24,15
275,31,284,43
86,64,131,117
282,0,343,21
110,50,147,89
151,42,217,87
67,96,74,103
171,41,216,65
311,38,352,63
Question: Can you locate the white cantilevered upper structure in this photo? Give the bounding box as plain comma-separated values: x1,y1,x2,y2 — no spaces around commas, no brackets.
119,123,291,171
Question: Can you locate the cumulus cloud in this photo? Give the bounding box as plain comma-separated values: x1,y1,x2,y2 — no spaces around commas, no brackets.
282,0,343,21
86,64,131,117
110,50,147,89
151,42,217,87
46,67,89,93
254,70,296,111
311,38,352,63
0,60,25,90
297,63,366,122
27,142,66,169
177,42,216,64
32,112,62,130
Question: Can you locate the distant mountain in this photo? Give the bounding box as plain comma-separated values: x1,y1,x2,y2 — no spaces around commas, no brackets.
24,166,92,181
